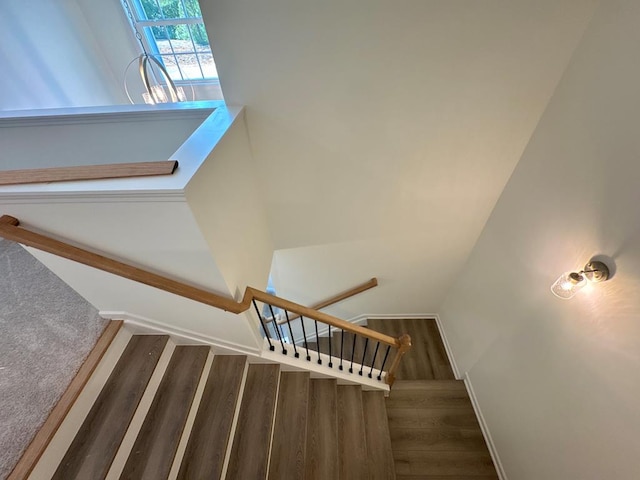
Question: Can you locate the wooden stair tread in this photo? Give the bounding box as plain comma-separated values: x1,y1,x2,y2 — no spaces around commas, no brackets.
366,319,455,381
120,345,209,479
396,476,498,480
363,391,396,480
52,335,168,480
337,385,368,480
226,364,280,480
268,372,310,480
305,379,338,480
386,407,480,430
177,355,246,480
393,451,497,477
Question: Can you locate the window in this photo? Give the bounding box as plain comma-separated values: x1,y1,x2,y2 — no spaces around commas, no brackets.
122,0,218,82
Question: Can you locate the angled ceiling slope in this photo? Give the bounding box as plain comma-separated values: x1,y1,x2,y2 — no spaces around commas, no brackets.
202,0,598,314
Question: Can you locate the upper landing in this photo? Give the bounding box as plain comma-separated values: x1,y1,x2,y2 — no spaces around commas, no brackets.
0,101,241,201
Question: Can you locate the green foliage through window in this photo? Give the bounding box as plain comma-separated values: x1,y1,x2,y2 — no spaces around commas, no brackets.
140,0,209,45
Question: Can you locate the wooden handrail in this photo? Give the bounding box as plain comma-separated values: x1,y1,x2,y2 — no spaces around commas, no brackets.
385,334,412,386
0,215,410,383
266,277,378,325
0,215,401,347
246,287,398,348
0,215,243,313
0,161,178,186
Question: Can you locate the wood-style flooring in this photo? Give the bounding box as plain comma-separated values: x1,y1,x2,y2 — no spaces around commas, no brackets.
52,335,168,480
367,318,454,381
374,318,498,479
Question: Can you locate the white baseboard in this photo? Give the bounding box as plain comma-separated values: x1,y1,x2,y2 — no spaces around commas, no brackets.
347,313,439,322
346,313,463,380
433,314,462,380
99,311,261,356
292,313,439,343
464,372,508,480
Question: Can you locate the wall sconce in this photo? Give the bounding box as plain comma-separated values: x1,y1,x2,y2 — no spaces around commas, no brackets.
551,261,610,299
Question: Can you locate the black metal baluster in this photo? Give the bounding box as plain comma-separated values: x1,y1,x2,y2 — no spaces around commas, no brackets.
349,334,357,373
300,316,311,361
314,319,321,364
328,329,333,368
339,329,344,370
268,304,287,355
378,345,391,381
278,322,288,343
252,300,274,351
368,342,380,378
284,310,299,358
359,338,369,376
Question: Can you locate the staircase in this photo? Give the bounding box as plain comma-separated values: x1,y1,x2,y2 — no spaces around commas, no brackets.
29,330,395,480
25,318,499,480
303,318,500,479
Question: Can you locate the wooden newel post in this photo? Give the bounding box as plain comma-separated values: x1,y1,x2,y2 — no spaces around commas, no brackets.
385,333,412,387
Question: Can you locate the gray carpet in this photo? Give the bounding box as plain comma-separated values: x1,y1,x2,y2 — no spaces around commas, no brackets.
0,239,107,479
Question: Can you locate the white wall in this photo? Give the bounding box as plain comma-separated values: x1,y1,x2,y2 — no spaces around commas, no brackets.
185,110,273,298
0,105,263,352
0,0,221,110
0,0,127,109
439,1,640,478
201,0,597,314
11,200,261,352
0,109,210,170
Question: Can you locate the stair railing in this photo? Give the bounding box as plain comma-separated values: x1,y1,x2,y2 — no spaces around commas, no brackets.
0,215,412,386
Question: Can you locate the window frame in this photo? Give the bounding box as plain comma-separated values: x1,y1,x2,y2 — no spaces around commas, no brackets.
122,0,219,85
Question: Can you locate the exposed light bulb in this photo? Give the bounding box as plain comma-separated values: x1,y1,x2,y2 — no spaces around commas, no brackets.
551,272,586,299
142,92,155,105
151,85,168,103
560,281,574,291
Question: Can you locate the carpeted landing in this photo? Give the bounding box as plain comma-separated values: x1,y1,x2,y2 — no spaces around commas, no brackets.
0,239,107,479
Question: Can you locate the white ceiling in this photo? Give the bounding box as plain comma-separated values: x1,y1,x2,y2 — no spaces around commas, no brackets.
201,0,599,314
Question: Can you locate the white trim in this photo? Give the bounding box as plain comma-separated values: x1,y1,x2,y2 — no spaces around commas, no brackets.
264,367,282,477
219,359,249,480
346,313,440,322
28,327,134,480
168,350,215,480
100,312,389,391
260,339,389,392
294,315,368,343
0,101,222,127
99,311,261,355
344,313,463,379
0,191,188,204
106,340,177,480
464,372,508,480
434,313,462,380
293,313,441,344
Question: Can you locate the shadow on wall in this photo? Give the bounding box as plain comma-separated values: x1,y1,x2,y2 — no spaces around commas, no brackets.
0,239,107,478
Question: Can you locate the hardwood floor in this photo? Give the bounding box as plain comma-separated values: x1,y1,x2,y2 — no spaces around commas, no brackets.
305,379,338,480
375,319,498,479
52,335,168,480
337,386,369,480
120,345,209,479
177,355,246,480
363,391,396,480
226,364,280,480
368,319,498,480
268,372,310,480
367,318,454,381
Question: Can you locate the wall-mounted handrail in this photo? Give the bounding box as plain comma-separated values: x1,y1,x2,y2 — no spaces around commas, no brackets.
0,215,410,384
0,161,178,186
264,277,378,325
